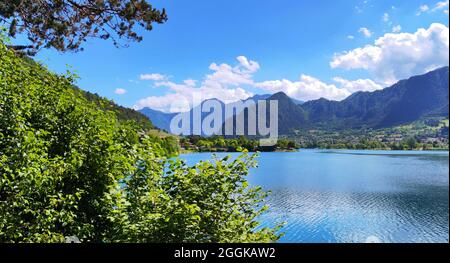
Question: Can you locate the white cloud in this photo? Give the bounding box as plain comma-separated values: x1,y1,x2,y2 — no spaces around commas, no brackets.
392,25,402,33
135,53,388,111
420,4,430,12
205,60,256,87
135,85,252,112
417,1,448,15
359,27,372,38
332,77,382,93
134,56,256,112
416,4,430,15
114,88,127,95
255,75,382,102
255,75,350,101
183,79,197,86
134,93,193,112
347,35,355,40
139,73,168,81
330,23,449,85
236,56,260,73
431,0,449,12
382,13,390,22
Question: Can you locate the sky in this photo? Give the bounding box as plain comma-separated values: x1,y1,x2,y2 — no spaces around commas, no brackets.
23,0,450,112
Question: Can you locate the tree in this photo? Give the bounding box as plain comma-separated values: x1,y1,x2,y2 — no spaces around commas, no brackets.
0,0,167,54
404,137,418,150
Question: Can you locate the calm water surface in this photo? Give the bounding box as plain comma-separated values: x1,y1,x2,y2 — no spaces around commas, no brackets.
180,150,449,243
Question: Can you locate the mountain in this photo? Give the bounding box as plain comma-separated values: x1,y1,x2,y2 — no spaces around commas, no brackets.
301,66,449,129
139,67,449,135
291,98,305,105
216,91,307,137
263,92,308,134
231,66,449,134
139,94,301,134
245,93,303,104
140,98,226,135
138,107,176,132
245,94,271,101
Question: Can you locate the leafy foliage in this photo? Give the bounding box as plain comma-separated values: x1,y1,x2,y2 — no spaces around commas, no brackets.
74,88,155,131
23,57,157,133
0,42,281,243
0,0,167,54
181,135,298,152
113,152,282,242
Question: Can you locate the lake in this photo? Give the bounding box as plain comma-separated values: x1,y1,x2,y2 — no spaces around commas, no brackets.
179,149,449,243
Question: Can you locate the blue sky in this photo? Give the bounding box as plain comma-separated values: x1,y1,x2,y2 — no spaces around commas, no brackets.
25,0,449,112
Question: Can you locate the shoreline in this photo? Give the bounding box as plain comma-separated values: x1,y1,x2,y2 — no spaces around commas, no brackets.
179,148,449,155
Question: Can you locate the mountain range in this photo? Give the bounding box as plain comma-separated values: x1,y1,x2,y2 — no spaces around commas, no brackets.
139,66,449,135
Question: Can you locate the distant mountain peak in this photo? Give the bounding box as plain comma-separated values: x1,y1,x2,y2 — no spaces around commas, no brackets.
271,91,289,97
268,91,292,101
245,94,271,100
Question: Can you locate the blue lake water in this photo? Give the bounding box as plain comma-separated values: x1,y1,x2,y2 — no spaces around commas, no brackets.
179,149,449,243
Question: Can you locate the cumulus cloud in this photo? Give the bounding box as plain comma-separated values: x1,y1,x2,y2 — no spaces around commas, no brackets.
348,35,355,40
359,27,372,38
139,73,168,81
255,75,382,102
255,76,349,101
382,13,390,22
236,56,260,73
205,58,257,87
330,23,449,85
134,56,256,112
114,88,127,95
135,85,251,112
332,77,382,93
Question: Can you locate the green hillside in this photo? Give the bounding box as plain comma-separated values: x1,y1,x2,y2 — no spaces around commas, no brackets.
73,88,155,131
19,54,156,132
